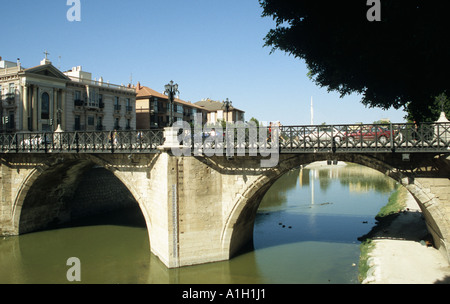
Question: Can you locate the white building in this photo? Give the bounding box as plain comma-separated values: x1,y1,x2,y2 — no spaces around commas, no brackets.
0,55,136,133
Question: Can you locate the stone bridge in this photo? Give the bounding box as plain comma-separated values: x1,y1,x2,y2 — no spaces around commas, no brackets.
1,121,450,268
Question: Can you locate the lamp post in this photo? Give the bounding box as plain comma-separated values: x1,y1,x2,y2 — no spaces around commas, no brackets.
165,80,179,127
222,98,232,123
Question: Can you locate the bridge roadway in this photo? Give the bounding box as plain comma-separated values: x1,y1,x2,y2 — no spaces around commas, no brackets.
1,122,450,269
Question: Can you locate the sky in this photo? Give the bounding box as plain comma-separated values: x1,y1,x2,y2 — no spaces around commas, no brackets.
0,0,407,125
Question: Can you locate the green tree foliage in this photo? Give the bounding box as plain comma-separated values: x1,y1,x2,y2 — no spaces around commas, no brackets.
406,93,450,123
259,0,450,122
249,117,260,127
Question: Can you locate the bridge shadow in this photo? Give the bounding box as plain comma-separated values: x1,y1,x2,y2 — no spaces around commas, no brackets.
20,164,148,234
358,210,430,243
434,276,450,284
54,205,147,231
249,210,383,252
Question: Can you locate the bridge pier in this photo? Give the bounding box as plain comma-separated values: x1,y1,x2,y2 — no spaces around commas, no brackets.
153,152,272,268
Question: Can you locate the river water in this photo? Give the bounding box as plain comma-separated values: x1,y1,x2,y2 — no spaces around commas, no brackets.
0,162,396,284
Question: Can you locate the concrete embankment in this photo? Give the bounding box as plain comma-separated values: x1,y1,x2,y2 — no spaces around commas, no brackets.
363,190,450,284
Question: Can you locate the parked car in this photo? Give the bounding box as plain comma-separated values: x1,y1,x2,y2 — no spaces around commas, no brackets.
343,126,396,144
300,127,343,143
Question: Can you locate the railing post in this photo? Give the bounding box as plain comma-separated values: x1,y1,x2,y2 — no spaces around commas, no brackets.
390,123,394,151
15,133,19,153
129,131,133,152
75,132,79,153
44,133,48,153
111,131,115,154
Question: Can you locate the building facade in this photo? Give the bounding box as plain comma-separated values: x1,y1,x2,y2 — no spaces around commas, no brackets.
0,56,136,133
136,83,208,129
195,99,245,125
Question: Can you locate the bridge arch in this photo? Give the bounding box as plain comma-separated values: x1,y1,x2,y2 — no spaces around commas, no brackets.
11,154,152,236
222,153,450,263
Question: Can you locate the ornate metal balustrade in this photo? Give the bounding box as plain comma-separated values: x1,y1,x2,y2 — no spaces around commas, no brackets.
0,122,449,154
0,130,165,154
279,123,450,153
198,122,450,154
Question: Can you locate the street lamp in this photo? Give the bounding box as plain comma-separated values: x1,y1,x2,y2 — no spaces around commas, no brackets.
165,80,179,127
222,98,232,123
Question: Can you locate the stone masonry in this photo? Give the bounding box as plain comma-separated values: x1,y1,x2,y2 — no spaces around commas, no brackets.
1,149,449,268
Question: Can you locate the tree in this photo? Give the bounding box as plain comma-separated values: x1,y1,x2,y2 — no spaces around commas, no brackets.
259,0,450,122
406,93,450,123
249,117,260,127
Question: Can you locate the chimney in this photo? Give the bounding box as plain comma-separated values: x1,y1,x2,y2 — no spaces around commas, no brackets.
0,56,2,61
137,81,141,90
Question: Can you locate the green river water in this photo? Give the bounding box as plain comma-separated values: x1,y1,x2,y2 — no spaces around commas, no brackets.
0,162,396,284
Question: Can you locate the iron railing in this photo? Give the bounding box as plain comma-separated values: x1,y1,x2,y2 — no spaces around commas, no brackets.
0,123,449,154
0,130,165,154
279,123,450,153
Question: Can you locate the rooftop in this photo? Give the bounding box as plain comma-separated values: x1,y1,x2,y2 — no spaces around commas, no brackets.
135,83,206,111
195,99,245,113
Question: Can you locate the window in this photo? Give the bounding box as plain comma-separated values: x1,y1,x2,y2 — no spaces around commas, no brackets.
9,83,15,94
75,115,81,130
41,92,50,120
75,91,81,100
126,98,132,112
0,85,2,97
88,88,97,107
114,96,121,111
88,116,94,126
8,111,14,129
97,117,103,130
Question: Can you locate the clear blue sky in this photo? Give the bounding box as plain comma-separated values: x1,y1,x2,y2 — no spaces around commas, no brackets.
1,0,407,125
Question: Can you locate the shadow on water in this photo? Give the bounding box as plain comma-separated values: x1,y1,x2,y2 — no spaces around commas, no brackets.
253,210,377,251
55,205,147,230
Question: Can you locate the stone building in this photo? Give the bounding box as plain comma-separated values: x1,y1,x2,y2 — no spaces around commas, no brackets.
0,55,136,133
195,98,245,124
135,83,208,129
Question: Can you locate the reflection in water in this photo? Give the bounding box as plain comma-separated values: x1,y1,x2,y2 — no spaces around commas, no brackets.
0,162,396,284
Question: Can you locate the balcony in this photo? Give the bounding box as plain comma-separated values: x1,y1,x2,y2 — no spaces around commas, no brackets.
114,105,122,111
2,93,16,109
74,99,85,107
126,106,133,113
